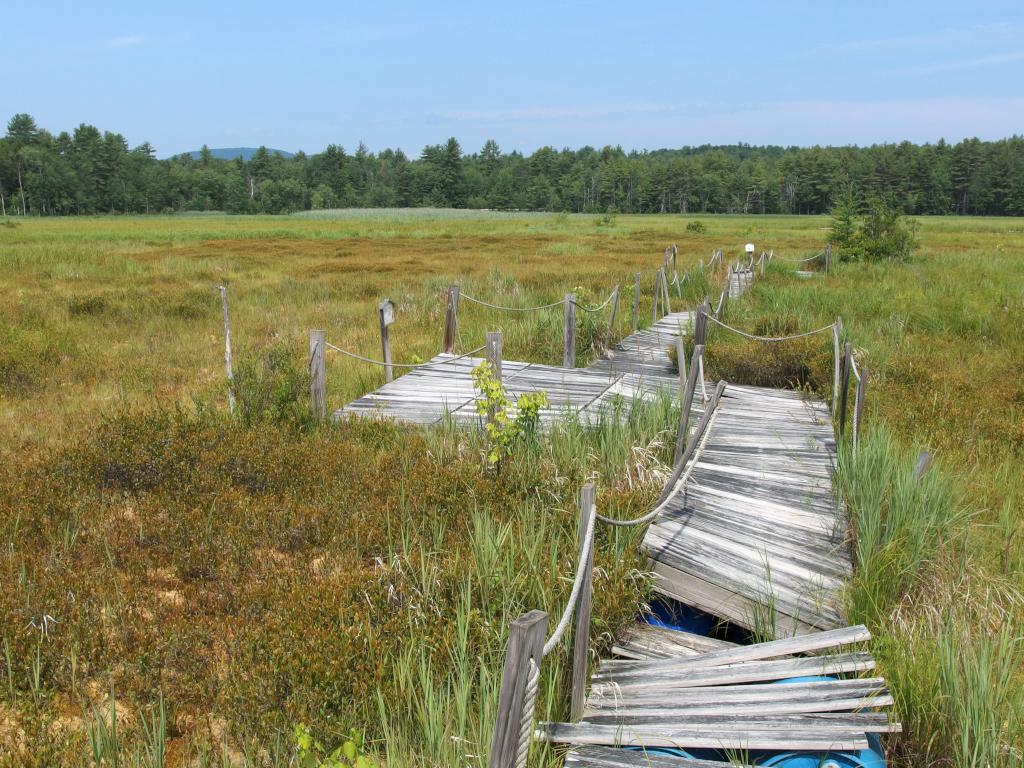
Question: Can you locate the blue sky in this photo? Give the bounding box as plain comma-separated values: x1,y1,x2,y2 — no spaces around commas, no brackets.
6,1,1023,156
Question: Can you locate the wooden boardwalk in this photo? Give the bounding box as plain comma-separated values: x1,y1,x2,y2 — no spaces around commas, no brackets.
644,383,849,637
336,310,697,425
540,625,899,759
340,262,897,763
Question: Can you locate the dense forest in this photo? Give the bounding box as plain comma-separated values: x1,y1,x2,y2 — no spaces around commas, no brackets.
2,113,1023,216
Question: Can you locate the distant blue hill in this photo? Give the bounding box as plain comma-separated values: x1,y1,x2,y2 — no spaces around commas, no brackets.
180,147,295,161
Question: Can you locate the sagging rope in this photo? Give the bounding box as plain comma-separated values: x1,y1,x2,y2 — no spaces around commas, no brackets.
542,498,597,658
850,354,862,382
324,342,486,368
705,314,837,342
460,294,564,312
460,289,617,314
774,251,825,263
571,290,617,313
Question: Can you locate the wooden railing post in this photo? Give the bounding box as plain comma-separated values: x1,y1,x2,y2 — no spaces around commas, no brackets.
442,283,460,354
563,293,576,368
674,344,703,465
489,610,548,768
218,285,236,416
671,243,678,275
838,342,853,435
378,299,394,384
570,483,596,720
486,330,503,381
831,317,842,416
606,285,620,343
309,329,326,420
632,273,640,332
486,330,503,425
694,302,708,346
661,267,672,315
676,335,687,389
913,451,933,480
853,364,868,452
651,270,661,324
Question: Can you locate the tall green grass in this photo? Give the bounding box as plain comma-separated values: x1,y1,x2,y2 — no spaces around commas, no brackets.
838,428,1023,767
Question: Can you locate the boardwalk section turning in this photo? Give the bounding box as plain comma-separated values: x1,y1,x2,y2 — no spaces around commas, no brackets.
337,309,699,425
644,384,849,636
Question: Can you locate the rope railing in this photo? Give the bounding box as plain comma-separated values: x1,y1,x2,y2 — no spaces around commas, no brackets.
541,498,597,658
570,290,617,313
705,314,837,342
774,250,825,263
324,341,486,368
460,293,565,312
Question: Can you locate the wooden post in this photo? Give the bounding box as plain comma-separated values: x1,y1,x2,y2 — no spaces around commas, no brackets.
489,610,548,768
563,293,576,368
661,267,672,315
632,273,640,333
853,364,868,451
486,330,503,381
694,303,708,346
309,330,326,420
663,246,672,272
606,285,620,343
674,344,703,465
442,283,460,354
838,342,852,435
671,243,678,275
676,334,687,387
650,271,659,324
659,380,725,507
831,317,839,417
913,451,933,480
760,252,765,276
570,483,596,720
486,330,503,425
824,244,831,275
378,299,395,383
218,285,236,416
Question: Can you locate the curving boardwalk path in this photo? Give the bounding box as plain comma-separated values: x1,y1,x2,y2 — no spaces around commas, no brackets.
339,264,898,761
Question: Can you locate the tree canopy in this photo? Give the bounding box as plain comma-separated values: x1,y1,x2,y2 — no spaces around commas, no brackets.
2,114,1023,216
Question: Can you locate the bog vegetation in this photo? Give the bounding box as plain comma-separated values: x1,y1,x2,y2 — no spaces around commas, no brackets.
0,211,1021,767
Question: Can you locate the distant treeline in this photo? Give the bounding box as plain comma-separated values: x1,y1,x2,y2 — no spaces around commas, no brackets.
2,113,1023,217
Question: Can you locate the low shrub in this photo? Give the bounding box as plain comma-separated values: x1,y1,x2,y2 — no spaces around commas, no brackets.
703,335,832,390
685,220,706,234
232,343,314,431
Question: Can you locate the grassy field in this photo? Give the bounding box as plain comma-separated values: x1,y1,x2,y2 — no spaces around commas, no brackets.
0,211,1021,767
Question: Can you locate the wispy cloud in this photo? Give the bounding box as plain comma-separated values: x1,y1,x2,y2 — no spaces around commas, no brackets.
108,35,145,48
428,103,674,124
886,50,1024,76
785,22,1021,61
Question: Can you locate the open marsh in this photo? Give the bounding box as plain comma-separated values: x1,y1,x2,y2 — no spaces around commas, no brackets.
0,211,1021,767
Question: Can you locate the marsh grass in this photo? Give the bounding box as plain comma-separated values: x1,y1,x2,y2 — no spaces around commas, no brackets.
2,212,1022,766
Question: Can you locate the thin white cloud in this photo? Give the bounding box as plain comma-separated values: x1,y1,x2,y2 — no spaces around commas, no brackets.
429,103,674,123
886,50,1024,76
786,22,1021,61
108,35,145,48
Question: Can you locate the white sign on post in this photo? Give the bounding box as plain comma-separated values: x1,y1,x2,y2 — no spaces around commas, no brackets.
379,299,395,327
